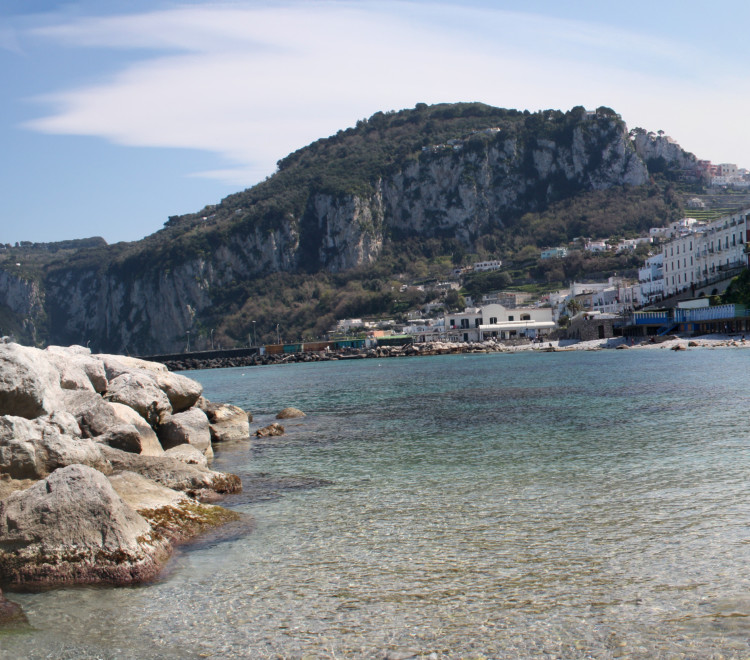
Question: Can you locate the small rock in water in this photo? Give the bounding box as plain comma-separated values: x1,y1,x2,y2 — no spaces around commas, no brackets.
255,422,285,437
276,407,306,419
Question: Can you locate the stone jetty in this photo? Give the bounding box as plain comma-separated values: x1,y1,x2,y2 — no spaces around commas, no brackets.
0,341,250,621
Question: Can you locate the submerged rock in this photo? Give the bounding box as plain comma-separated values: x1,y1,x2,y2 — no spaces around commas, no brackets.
0,588,26,625
255,422,285,438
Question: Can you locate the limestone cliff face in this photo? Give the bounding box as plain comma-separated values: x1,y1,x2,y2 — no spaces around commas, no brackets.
3,112,662,354
0,271,45,343
377,119,647,245
0,271,43,320
632,131,696,171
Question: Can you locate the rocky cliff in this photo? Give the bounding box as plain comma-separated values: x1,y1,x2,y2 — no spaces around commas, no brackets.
0,104,693,354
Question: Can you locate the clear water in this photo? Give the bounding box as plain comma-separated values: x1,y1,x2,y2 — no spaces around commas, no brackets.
5,349,750,659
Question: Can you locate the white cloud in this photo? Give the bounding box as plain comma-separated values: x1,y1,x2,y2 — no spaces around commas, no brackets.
22,1,750,186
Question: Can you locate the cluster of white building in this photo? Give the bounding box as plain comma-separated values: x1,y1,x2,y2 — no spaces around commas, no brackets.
636,209,750,303
332,207,750,344
548,208,750,318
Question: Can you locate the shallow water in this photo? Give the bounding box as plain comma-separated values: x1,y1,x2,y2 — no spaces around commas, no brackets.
5,349,750,658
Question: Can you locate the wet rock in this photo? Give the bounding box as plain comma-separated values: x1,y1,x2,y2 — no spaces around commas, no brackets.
100,445,241,500
255,422,285,437
196,398,250,443
0,464,171,588
276,407,306,419
108,471,240,544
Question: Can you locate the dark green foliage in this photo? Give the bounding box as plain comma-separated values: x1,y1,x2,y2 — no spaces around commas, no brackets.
722,269,750,305
462,270,513,297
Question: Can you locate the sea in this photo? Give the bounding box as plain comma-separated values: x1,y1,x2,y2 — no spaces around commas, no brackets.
4,348,750,659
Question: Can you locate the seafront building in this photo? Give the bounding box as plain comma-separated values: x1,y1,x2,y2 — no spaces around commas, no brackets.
661,208,749,297
639,253,664,306
444,303,554,342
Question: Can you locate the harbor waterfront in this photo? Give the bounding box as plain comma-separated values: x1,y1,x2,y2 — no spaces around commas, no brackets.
4,348,750,659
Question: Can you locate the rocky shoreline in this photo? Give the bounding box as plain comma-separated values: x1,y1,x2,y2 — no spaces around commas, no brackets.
160,334,750,371
0,341,253,624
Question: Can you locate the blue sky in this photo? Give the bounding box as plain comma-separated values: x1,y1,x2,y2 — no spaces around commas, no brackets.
2,0,749,245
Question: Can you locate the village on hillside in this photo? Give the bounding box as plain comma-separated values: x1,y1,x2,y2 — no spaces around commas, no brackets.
329,200,750,350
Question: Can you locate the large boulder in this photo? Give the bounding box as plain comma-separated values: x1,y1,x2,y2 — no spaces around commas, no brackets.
104,372,172,426
64,389,121,437
45,346,108,393
0,414,110,480
164,444,209,469
63,392,163,456
150,371,203,414
0,343,65,419
100,446,241,500
43,350,95,392
106,402,163,456
196,398,250,443
96,354,201,412
96,354,170,380
157,408,212,456
0,465,171,588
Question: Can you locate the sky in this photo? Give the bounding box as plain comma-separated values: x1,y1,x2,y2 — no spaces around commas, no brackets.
2,0,749,245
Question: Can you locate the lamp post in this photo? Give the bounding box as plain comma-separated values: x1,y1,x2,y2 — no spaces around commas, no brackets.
276,323,280,345
186,330,191,353
210,328,214,350
252,321,256,347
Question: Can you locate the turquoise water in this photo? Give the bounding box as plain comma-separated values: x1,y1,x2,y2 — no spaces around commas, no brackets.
4,349,750,658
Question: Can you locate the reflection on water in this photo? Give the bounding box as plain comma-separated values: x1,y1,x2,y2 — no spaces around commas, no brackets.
4,349,750,659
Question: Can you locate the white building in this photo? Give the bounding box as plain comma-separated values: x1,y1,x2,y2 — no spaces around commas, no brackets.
661,208,749,297
444,304,554,342
585,240,608,252
541,247,568,259
550,278,639,319
473,260,502,272
649,217,700,240
639,253,664,305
